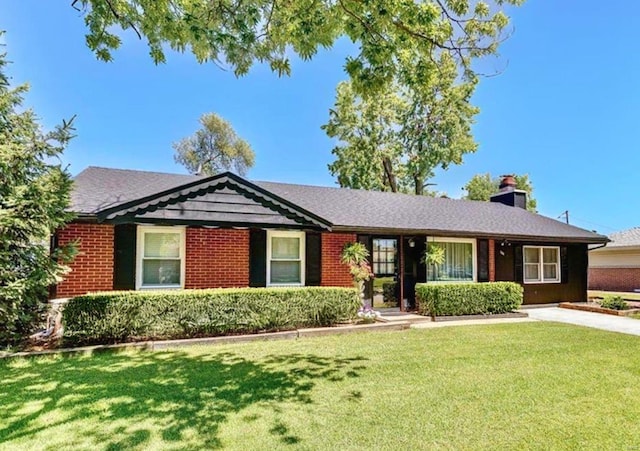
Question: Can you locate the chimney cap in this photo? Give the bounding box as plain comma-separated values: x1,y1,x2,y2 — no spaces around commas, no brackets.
499,174,516,192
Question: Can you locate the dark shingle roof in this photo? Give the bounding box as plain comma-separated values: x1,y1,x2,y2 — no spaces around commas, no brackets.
72,166,608,243
71,167,201,214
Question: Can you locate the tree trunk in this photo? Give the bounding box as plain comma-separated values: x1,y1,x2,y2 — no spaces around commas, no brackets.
382,157,398,192
414,174,423,195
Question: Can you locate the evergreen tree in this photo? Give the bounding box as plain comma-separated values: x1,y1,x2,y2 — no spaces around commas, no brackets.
0,42,76,347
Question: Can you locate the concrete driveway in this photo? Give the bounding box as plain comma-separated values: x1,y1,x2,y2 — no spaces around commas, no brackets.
525,307,640,337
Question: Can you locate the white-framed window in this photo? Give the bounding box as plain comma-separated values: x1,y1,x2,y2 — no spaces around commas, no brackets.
523,246,560,284
136,226,186,289
267,230,305,286
426,237,477,283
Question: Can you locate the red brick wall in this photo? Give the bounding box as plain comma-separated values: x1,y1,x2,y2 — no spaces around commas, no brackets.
588,268,640,292
185,227,250,288
488,239,496,282
55,223,115,298
321,233,356,287
54,226,357,295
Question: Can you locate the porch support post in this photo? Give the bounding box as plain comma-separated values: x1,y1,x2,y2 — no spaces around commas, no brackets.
399,235,405,311
489,239,496,282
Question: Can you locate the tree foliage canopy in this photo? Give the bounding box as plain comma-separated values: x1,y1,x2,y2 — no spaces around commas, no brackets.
323,52,478,195
0,44,76,347
174,113,255,176
73,1,525,193
73,0,524,95
463,172,537,211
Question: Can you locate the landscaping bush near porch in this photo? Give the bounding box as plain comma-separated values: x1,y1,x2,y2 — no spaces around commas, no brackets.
416,282,523,317
64,287,360,345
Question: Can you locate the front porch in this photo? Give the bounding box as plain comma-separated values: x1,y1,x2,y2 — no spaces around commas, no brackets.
358,234,495,311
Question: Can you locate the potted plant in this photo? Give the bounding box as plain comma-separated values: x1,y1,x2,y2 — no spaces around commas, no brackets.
340,242,374,304
423,242,445,279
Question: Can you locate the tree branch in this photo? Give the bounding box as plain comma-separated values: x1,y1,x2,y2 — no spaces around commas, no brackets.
102,0,142,40
337,0,387,44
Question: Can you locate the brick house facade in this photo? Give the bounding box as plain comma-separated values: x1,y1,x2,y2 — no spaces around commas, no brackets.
56,167,608,307
588,268,640,292
321,233,357,287
54,223,356,298
56,223,115,298
184,228,250,289
588,229,640,292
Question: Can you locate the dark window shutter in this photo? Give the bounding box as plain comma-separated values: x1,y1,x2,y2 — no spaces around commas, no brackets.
113,224,136,290
249,229,267,287
305,232,322,286
514,245,523,283
477,239,489,282
560,246,569,284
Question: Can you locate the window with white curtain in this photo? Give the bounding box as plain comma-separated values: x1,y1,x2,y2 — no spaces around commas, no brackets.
267,230,305,286
136,226,185,289
372,239,397,275
523,246,560,283
426,238,476,282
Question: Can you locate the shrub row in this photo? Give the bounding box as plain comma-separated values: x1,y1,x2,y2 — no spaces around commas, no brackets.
63,287,360,345
382,282,397,304
416,282,523,317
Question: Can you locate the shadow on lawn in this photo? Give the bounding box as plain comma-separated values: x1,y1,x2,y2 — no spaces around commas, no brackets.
0,349,368,448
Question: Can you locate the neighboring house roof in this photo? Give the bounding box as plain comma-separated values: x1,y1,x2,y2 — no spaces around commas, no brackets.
592,227,640,250
71,166,608,244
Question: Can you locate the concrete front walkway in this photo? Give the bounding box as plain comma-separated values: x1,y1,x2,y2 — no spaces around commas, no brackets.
377,309,537,328
525,307,640,337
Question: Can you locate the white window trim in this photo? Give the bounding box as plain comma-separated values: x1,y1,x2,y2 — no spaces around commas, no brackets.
266,230,305,287
426,237,477,283
136,225,186,290
523,245,561,284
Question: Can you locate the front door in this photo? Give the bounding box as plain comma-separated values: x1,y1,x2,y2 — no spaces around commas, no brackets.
371,238,399,308
403,236,427,310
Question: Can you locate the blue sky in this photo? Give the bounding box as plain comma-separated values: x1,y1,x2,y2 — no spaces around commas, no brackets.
1,1,639,234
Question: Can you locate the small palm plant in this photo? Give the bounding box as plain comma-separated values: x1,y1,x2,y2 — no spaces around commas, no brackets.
423,243,445,280
423,244,445,266
340,242,374,295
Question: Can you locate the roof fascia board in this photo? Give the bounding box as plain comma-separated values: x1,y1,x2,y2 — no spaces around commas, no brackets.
107,217,325,230
591,244,640,251
330,226,609,244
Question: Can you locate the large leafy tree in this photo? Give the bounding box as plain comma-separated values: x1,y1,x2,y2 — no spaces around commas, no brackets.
323,52,478,195
174,113,255,176
0,45,76,347
323,81,403,192
463,172,537,211
72,0,524,95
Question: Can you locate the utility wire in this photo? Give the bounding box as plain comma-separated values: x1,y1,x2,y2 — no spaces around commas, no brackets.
564,215,617,233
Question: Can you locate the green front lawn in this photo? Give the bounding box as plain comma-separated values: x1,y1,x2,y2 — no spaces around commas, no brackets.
2,323,640,449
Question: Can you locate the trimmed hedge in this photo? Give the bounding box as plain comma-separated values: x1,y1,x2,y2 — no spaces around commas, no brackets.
416,282,523,317
63,287,360,345
382,282,397,304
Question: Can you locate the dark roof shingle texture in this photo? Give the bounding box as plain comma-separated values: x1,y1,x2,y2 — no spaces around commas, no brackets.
72,167,607,243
